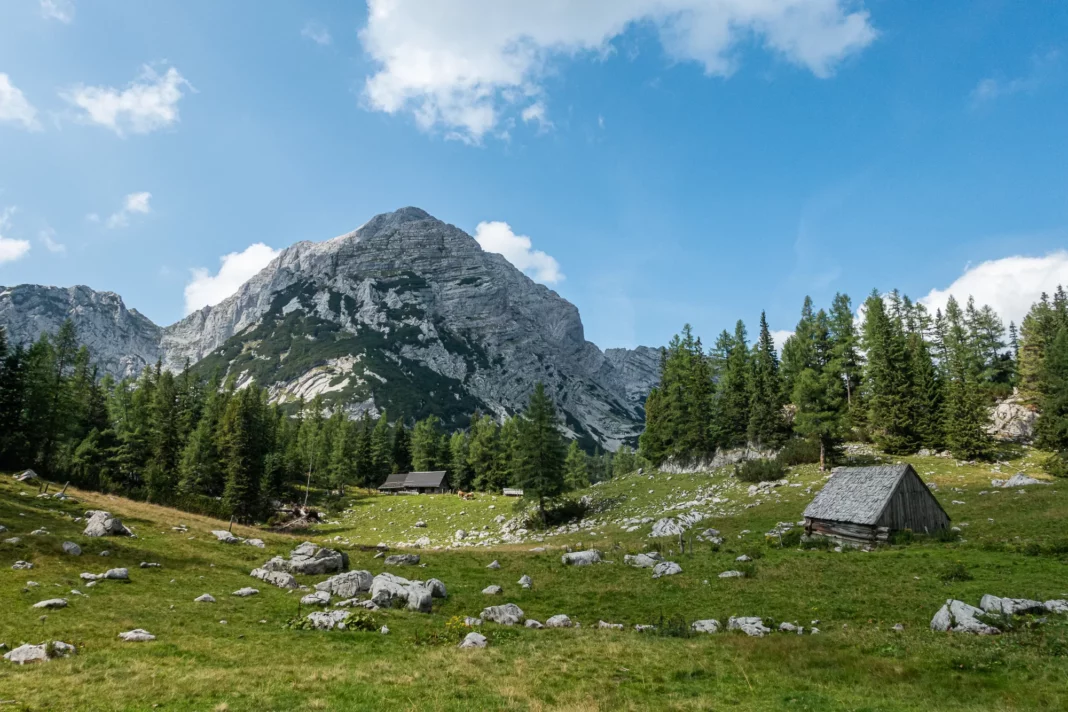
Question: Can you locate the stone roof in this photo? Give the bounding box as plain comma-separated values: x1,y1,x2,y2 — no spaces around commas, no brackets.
378,473,408,490
404,471,448,489
802,464,915,526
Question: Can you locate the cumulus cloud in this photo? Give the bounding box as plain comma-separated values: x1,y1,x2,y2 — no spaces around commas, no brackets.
106,191,152,228
39,227,66,254
61,65,191,135
184,243,280,314
474,220,563,284
0,207,31,264
771,329,794,355
919,251,1068,327
359,0,876,140
0,73,40,130
302,21,332,46
40,0,74,23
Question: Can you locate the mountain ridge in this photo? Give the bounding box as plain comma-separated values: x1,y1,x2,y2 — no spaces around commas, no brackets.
0,207,659,449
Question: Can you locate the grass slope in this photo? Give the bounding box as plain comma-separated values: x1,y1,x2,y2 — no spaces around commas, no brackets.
1,449,1067,711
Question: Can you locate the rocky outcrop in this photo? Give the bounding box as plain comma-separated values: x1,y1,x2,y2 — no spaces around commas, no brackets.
2,209,658,450
986,390,1037,443
82,511,132,538
0,284,162,379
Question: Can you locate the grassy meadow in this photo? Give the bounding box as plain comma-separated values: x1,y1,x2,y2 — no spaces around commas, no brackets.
1,448,1067,711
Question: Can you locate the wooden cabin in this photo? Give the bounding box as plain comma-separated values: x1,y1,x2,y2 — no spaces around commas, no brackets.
377,471,449,494
377,472,409,493
802,464,949,545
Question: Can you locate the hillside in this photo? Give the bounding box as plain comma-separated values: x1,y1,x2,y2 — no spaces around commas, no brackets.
3,447,1067,711
0,208,658,448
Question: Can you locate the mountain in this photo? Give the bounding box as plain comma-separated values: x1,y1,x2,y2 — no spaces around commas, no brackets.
0,284,163,378
0,207,658,450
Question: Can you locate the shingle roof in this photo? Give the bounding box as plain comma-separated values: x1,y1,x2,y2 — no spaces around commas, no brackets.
802,465,913,525
378,473,408,490
404,471,448,489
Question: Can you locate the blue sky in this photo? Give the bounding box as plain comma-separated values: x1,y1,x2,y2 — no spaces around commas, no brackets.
1,0,1067,352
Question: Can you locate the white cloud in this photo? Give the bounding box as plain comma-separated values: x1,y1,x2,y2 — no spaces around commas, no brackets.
184,243,280,314
61,65,191,135
520,101,552,132
971,50,1061,106
771,329,794,355
474,220,563,284
919,251,1068,327
302,21,332,46
40,0,74,23
39,227,66,254
359,0,876,140
106,191,152,229
0,73,40,130
0,207,31,264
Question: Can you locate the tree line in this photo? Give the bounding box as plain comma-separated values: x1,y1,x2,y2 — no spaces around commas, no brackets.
641,287,1068,473
0,322,632,521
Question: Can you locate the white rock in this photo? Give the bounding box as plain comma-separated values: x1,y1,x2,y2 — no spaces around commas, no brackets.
718,570,744,578
728,616,770,637
32,598,68,609
545,614,572,628
232,587,260,597
692,619,721,634
930,599,1000,635
561,550,601,566
119,629,156,642
301,590,331,606
459,632,487,648
481,603,524,625
314,570,372,598
652,561,682,579
82,510,133,537
482,585,502,595
195,594,216,603
62,541,82,556
486,560,500,569
250,567,299,589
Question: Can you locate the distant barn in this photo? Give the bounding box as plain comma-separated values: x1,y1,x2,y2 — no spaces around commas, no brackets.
377,471,449,495
802,464,949,545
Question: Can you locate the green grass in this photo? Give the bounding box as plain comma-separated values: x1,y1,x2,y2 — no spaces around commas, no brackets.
2,448,1067,711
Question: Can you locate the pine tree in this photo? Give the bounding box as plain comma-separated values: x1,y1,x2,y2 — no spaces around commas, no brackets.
862,292,918,454
221,389,264,520
513,383,566,519
370,411,393,484
448,431,471,490
828,293,862,413
178,376,227,497
411,415,443,471
613,445,639,478
328,414,355,494
391,422,412,474
942,296,992,460
1036,326,1068,473
711,320,751,449
563,439,590,490
791,310,847,470
497,416,520,486
353,412,375,487
146,370,181,503
468,414,502,491
780,297,816,398
0,343,28,469
908,333,945,450
747,311,787,447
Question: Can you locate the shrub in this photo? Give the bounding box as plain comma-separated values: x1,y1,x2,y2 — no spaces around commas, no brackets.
801,536,834,551
524,497,589,528
777,528,802,548
734,458,785,483
1044,451,1068,478
939,562,973,583
776,438,822,467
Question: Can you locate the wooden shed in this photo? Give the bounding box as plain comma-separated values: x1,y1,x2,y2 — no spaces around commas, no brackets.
377,472,408,493
802,464,949,545
403,471,449,494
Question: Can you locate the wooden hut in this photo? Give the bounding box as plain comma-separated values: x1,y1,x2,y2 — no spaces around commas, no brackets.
377,472,408,493
802,464,949,545
402,471,449,494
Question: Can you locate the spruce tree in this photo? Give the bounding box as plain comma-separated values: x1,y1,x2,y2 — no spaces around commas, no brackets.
791,310,847,470
221,389,263,520
1036,327,1068,474
828,293,862,413
711,320,750,449
747,311,787,447
942,296,992,460
780,297,816,398
908,333,945,450
563,439,590,490
411,415,443,471
390,422,412,474
862,292,918,454
513,383,566,519
448,430,472,490
468,414,501,491
328,415,355,493
370,411,393,484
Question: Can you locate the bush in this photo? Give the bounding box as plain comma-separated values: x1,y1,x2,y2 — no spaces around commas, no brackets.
801,535,834,550
939,562,973,583
1044,451,1068,478
768,528,802,548
523,497,589,529
734,458,785,483
776,438,822,467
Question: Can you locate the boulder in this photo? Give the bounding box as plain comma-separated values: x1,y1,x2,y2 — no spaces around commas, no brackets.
370,572,411,608
517,575,532,589
692,619,721,634
103,568,129,580
12,561,33,570
139,562,162,568
986,391,1037,443
62,541,82,556
245,538,266,549
212,530,242,544
1045,600,1068,614
232,587,260,597
779,622,802,634
598,620,624,630
930,599,1000,635
482,585,502,595
979,595,1046,616
481,603,525,625
486,560,500,570
414,521,427,528
384,554,420,567
301,590,331,606
718,570,744,578
285,542,348,575
728,616,770,637
3,641,75,664
650,511,705,538
545,614,572,628
459,632,487,649
425,578,448,598
991,474,1049,488
82,511,132,537
250,567,299,589
525,619,544,629
406,583,433,613
624,553,662,569
305,610,351,630
560,550,602,566
652,561,682,579
32,598,68,609
315,570,373,598
194,594,216,603
119,629,156,642
463,617,483,627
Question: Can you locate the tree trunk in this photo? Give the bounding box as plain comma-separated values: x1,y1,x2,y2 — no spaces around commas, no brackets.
819,440,826,472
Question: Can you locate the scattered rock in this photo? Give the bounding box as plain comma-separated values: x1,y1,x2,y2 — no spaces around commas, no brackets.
736,555,752,562
3,641,75,664
463,617,483,627
459,632,487,649
301,590,331,606
370,572,411,608
32,599,68,609
12,561,33,570
546,614,572,628
119,629,156,642
263,542,348,576
728,616,771,637
83,511,132,537
525,619,544,629
245,539,265,548
384,554,420,567
518,575,532,589
986,391,1037,443
598,620,624,630
232,587,260,597
481,603,524,625
406,582,434,613
103,568,129,581
980,595,1047,616
305,610,352,630
1045,600,1068,614
634,624,656,632
991,474,1048,488
624,553,661,568
212,530,242,544
426,578,448,599
380,626,390,635
194,594,216,603
930,599,1000,635
652,561,682,579
482,585,502,595
62,541,82,556
250,567,299,590
486,560,500,570
140,562,162,569
692,619,721,634
718,570,744,578
315,571,373,598
560,550,602,566
414,521,427,528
